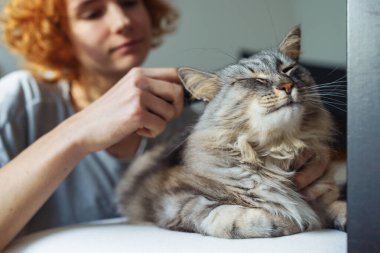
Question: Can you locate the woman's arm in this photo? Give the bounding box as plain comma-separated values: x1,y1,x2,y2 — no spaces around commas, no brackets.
0,67,183,250
0,119,87,251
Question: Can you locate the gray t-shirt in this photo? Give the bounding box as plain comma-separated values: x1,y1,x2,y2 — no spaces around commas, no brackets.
0,70,202,235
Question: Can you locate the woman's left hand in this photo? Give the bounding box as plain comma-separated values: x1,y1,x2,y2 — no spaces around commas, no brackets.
293,150,330,198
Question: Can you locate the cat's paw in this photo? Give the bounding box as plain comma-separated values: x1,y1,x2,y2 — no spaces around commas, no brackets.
333,210,346,231
328,200,347,231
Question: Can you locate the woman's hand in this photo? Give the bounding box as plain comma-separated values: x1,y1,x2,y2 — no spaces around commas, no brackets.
0,68,183,250
67,67,184,155
293,150,330,199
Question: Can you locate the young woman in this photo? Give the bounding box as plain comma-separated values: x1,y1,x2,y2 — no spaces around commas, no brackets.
0,0,328,250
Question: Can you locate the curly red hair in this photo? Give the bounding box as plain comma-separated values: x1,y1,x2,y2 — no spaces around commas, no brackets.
1,0,179,83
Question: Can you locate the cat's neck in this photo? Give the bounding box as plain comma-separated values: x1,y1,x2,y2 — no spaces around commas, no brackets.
233,132,307,169
185,127,308,174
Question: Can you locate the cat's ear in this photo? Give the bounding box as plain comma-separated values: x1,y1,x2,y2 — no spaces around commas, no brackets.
278,26,301,62
178,67,220,102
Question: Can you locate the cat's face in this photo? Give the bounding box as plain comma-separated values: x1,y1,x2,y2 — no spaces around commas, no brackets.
219,49,310,116
179,27,321,138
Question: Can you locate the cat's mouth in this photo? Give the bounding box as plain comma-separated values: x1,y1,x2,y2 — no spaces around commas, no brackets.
268,99,300,113
283,100,297,107
281,99,301,109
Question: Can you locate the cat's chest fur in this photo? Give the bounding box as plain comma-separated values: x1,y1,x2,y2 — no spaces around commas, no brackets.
182,144,319,230
185,134,304,198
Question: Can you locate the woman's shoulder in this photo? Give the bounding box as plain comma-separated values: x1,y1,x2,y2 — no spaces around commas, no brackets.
0,70,44,102
1,70,35,81
0,70,70,106
0,70,36,92
0,70,73,124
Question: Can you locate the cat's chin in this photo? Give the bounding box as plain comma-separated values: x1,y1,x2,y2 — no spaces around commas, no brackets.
249,102,304,141
268,103,303,122
268,99,301,114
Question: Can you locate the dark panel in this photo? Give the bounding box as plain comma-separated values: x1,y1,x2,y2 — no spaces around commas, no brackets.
303,64,346,150
348,0,380,252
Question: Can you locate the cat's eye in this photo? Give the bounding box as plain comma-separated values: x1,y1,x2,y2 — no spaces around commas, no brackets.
282,64,296,73
255,78,267,84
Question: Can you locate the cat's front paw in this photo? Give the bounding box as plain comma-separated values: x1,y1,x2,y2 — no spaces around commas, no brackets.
328,200,347,231
333,209,346,231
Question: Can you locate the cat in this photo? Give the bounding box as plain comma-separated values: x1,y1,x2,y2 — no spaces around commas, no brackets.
116,26,346,238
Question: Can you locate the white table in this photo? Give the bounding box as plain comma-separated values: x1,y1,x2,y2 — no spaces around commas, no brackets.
5,218,347,253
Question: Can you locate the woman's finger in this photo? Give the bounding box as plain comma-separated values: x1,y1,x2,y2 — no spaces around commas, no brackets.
142,77,178,102
143,78,184,118
137,67,181,84
142,91,176,122
293,150,313,170
128,67,184,118
294,158,329,190
137,110,166,138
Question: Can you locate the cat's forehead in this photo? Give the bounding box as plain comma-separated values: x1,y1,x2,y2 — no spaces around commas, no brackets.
218,50,294,80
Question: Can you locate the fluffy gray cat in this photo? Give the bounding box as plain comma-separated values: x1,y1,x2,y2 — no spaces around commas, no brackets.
116,26,346,238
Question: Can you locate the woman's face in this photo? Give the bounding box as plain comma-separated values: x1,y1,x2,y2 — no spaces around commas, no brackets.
66,0,152,78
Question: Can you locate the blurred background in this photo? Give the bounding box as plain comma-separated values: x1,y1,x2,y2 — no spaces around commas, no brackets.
0,0,346,146
0,0,346,74
145,0,346,71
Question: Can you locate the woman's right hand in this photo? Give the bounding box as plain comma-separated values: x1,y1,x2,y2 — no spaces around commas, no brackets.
66,67,184,155
0,67,184,250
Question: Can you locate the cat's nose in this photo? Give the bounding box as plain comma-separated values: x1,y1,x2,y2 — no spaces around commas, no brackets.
276,82,294,94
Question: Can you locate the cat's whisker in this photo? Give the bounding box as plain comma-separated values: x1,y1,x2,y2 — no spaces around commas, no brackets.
304,93,347,98
310,95,346,99
310,100,347,112
322,104,346,112
304,89,346,94
315,86,347,91
321,97,347,104
322,102,347,107
313,80,347,87
321,99,347,105
315,89,347,92
305,96,347,106
325,67,343,77
306,101,338,114
319,95,346,99
316,87,347,94
298,88,346,95
329,74,347,83
315,78,347,83
302,90,346,96
314,84,347,88
304,103,332,115
303,81,347,94
313,78,347,92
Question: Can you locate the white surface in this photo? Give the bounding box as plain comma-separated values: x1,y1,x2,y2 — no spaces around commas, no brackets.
5,218,347,253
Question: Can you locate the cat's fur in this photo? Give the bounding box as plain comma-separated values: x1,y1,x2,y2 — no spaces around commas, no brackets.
116,27,346,238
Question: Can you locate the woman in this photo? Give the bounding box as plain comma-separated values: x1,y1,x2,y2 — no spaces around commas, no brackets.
0,0,327,250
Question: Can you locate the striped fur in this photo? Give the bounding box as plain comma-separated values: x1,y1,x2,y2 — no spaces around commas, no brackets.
116,26,346,238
